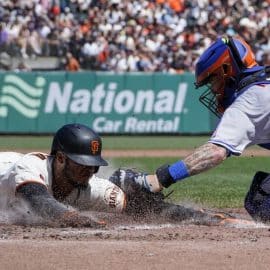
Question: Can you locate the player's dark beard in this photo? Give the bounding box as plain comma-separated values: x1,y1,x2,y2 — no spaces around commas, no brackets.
63,160,89,190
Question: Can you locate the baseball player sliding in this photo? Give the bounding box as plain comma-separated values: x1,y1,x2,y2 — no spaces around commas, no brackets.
0,124,126,227
0,123,244,227
138,35,270,224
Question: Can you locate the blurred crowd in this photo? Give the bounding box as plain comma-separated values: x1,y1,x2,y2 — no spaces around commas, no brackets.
1,0,270,72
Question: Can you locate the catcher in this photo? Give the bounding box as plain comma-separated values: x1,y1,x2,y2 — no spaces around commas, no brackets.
0,122,239,228
132,35,270,224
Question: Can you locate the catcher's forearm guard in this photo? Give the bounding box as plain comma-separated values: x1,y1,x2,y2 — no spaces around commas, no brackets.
156,164,175,188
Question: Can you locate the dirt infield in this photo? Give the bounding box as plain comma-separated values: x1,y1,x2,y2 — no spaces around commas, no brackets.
1,209,270,270
1,148,270,270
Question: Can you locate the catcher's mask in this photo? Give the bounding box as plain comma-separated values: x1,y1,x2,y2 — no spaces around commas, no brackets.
195,36,258,117
51,123,108,172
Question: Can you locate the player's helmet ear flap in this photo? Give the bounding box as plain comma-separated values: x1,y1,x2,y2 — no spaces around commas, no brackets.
194,36,258,117
51,123,108,167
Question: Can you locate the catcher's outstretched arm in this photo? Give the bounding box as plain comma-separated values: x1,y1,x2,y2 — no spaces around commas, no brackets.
183,143,227,175
146,143,228,192
16,182,105,228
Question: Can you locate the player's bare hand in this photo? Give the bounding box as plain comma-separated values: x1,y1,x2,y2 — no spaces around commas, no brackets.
145,174,163,192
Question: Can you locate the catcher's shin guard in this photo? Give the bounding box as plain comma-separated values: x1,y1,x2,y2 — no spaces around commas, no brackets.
245,171,270,222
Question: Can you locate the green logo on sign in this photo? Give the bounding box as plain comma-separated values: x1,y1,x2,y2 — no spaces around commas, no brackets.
0,75,45,118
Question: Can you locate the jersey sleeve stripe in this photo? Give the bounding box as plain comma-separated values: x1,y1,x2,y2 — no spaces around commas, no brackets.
208,139,242,156
15,180,48,192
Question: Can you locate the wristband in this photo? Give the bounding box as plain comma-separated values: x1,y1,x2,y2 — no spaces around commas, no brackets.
168,160,189,182
156,164,174,188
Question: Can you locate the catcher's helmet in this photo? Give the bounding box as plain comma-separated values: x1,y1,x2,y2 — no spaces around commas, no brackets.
195,36,258,117
51,123,108,167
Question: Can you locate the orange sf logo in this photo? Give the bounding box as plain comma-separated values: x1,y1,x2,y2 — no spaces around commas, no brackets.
91,140,99,154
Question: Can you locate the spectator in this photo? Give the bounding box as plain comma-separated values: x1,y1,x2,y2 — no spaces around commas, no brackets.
1,0,270,72
65,51,80,71
0,23,9,51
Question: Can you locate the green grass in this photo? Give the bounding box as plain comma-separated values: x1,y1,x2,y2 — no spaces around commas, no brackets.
102,136,210,150
0,135,209,150
0,136,52,150
108,156,269,208
0,135,262,151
